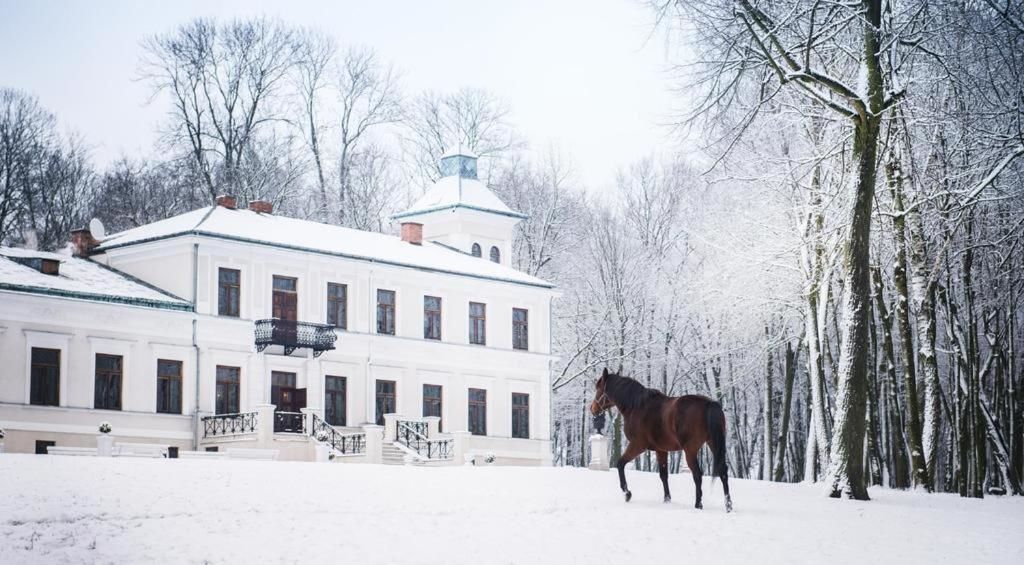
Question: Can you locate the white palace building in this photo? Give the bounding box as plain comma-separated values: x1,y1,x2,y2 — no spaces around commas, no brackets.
0,150,557,465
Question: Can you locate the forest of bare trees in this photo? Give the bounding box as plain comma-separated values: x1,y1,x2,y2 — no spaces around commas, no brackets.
2,3,1021,500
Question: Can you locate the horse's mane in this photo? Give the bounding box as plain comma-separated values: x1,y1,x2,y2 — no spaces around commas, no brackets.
604,373,665,411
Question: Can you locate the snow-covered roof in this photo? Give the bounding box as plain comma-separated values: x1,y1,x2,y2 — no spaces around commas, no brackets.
441,146,479,159
392,175,527,220
96,206,553,289
0,247,192,311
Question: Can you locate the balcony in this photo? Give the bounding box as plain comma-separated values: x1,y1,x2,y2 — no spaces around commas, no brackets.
254,319,338,357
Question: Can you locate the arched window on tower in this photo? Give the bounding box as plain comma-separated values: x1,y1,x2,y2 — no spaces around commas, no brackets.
471,243,482,257
489,246,500,264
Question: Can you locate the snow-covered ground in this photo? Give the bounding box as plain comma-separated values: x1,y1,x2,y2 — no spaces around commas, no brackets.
1,454,1021,564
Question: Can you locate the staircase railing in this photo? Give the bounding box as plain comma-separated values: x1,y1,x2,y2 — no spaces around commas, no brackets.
310,413,366,455
202,412,258,438
395,420,453,460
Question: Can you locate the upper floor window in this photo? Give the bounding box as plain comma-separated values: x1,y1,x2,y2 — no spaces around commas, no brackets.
469,302,486,345
218,268,241,317
157,359,183,414
94,354,123,411
272,276,298,321
327,283,347,329
30,347,60,406
468,388,487,436
513,308,529,351
377,289,396,335
215,365,240,415
424,296,442,340
512,393,530,439
490,246,500,263
471,243,482,257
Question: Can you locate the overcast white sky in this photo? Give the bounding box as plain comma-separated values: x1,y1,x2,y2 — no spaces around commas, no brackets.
0,0,682,192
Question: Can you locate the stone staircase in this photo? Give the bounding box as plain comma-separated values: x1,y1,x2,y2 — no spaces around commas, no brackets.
382,442,424,466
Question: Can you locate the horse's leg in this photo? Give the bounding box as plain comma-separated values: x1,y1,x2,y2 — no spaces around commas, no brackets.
616,443,646,502
685,449,703,509
657,451,671,503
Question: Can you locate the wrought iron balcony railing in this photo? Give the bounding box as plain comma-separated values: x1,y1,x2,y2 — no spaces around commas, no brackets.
273,411,306,434
254,318,338,357
202,412,258,438
310,413,366,455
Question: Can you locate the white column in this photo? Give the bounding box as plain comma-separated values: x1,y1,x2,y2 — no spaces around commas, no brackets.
383,413,402,443
588,434,610,471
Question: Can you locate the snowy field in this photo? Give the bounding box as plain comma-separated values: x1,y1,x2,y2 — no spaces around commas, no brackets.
1,455,1022,564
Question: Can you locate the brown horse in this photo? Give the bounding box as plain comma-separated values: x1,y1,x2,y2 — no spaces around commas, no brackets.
590,368,733,512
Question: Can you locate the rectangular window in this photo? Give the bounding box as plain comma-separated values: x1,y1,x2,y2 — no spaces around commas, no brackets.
468,388,487,436
272,275,298,321
215,366,240,414
218,268,241,317
94,354,123,410
469,302,486,345
513,308,529,351
30,347,60,406
327,283,348,329
156,359,183,414
512,393,530,439
377,289,396,335
325,376,347,426
423,384,442,431
423,296,442,340
375,380,396,425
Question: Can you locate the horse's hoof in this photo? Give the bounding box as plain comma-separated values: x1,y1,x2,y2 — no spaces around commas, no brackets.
624,491,632,502
695,502,703,510
726,497,733,513
663,496,671,504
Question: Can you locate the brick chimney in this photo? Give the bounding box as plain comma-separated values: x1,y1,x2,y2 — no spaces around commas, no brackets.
70,228,98,257
400,222,423,245
215,194,237,209
248,200,273,214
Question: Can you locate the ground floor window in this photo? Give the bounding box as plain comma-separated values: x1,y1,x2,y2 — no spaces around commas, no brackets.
423,384,442,431
30,347,60,406
35,440,55,455
94,354,123,410
376,380,396,425
325,376,347,426
156,359,182,414
215,366,240,414
512,393,530,439
468,388,487,436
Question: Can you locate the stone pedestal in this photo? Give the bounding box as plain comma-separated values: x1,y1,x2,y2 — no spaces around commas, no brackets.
588,434,610,471
97,434,114,457
424,416,441,438
451,431,471,466
314,443,330,462
255,404,276,448
382,413,401,443
363,425,384,464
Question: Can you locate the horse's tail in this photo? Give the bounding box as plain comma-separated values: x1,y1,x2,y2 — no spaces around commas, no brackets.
706,400,728,479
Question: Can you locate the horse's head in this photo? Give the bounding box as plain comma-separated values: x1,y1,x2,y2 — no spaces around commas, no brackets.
590,368,615,415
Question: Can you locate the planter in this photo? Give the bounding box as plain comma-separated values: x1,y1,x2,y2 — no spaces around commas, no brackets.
97,434,114,457
314,443,330,462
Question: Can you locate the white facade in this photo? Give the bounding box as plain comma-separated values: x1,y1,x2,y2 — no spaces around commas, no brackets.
0,155,557,465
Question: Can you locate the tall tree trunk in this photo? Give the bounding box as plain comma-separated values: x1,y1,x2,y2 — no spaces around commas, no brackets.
763,325,775,480
825,1,885,499
885,155,932,489
774,338,800,481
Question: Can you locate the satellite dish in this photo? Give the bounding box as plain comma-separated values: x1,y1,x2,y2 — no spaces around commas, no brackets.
89,218,106,239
